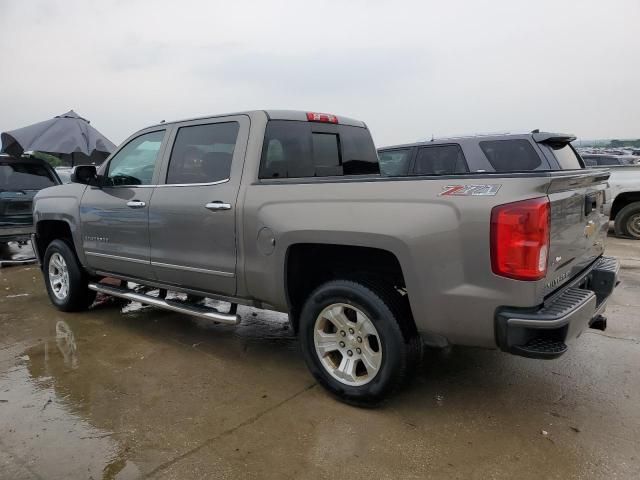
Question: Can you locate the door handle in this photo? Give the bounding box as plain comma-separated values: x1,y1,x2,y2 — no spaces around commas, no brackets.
126,200,146,208
205,201,232,211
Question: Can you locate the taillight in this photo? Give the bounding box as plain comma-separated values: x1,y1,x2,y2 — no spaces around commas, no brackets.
490,197,550,281
306,112,339,124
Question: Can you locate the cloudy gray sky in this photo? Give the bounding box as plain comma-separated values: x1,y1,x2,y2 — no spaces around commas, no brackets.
1,0,638,147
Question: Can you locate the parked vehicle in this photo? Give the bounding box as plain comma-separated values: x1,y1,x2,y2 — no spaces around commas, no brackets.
1,154,60,248
32,111,619,404
582,154,640,167
377,131,586,176
591,164,640,239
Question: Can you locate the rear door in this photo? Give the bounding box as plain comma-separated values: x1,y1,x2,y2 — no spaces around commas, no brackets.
148,115,249,296
80,129,168,278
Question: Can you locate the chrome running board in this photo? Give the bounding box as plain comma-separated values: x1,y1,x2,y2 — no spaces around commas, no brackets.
88,282,240,325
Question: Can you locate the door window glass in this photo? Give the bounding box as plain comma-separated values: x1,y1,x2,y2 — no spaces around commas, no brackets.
413,145,468,175
378,148,411,176
166,122,239,184
106,131,165,186
480,140,543,171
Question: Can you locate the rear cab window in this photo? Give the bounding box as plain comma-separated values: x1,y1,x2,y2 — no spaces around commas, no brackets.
259,121,379,179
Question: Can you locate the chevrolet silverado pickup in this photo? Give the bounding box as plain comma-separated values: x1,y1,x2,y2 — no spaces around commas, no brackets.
32,111,619,405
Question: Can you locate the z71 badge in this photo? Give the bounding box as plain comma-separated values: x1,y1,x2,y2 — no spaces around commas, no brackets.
439,184,502,196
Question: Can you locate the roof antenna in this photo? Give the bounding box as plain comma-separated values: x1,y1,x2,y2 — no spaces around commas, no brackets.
430,133,434,142
531,128,539,133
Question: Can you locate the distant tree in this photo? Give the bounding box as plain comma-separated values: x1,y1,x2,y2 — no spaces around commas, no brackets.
30,151,64,167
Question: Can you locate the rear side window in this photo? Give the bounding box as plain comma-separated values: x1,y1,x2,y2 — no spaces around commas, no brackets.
480,140,542,171
259,121,379,179
546,143,583,169
413,145,468,175
378,149,411,176
0,162,56,190
166,122,239,184
583,156,619,166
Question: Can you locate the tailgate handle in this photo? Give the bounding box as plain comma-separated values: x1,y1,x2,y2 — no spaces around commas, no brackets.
585,194,597,215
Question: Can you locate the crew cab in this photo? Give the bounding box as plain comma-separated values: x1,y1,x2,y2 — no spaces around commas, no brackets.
32,111,619,405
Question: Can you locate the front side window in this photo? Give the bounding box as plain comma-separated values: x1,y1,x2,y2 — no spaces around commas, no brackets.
166,122,239,184
106,130,165,186
378,149,411,176
413,145,468,175
480,139,543,172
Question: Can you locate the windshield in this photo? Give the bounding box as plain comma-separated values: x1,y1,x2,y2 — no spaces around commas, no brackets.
0,162,56,191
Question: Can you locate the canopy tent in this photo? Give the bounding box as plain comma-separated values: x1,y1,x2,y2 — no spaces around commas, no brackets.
1,110,116,166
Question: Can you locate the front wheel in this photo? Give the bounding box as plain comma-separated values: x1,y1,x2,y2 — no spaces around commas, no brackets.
299,279,421,406
43,239,96,311
614,201,640,239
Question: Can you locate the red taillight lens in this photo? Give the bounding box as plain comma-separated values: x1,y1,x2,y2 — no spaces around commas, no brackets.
306,112,339,123
490,197,550,281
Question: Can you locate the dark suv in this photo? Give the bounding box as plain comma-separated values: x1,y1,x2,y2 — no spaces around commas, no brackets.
377,131,584,176
1,154,60,248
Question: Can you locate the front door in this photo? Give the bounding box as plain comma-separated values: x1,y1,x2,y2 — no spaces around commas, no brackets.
80,129,167,279
148,116,248,296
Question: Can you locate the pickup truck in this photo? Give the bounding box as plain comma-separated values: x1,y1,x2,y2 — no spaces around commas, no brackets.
32,111,619,405
583,160,640,239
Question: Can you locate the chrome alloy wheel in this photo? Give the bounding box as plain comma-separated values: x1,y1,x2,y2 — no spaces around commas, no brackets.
48,252,69,300
313,303,382,386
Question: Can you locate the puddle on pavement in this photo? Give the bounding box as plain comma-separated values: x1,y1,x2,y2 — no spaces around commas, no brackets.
0,321,140,480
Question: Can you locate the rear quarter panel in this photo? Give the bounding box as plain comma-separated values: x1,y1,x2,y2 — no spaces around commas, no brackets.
242,175,554,348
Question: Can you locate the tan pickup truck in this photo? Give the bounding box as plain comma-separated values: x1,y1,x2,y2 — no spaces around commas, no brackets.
32,111,619,405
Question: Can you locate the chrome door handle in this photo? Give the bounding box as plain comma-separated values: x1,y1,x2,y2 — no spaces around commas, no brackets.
205,201,232,211
126,200,146,208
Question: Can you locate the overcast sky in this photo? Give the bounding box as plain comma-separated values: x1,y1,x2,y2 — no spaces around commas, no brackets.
1,0,638,147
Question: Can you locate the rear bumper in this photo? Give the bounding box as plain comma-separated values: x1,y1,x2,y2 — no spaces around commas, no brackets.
0,225,34,242
495,256,620,359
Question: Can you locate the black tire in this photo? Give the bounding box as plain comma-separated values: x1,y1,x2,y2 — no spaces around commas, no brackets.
299,279,422,406
614,201,640,239
43,239,96,311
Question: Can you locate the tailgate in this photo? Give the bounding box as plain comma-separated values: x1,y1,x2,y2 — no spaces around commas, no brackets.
543,169,610,295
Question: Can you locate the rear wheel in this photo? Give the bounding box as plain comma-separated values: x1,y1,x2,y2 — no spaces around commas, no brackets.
299,279,421,406
43,239,96,311
614,202,640,239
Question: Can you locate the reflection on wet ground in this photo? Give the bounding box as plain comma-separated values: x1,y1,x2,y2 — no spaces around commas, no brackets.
1,238,639,479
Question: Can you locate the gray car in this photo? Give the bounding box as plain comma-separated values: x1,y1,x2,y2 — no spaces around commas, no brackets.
32,111,619,405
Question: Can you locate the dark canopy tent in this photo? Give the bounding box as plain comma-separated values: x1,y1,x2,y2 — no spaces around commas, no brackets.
1,110,116,166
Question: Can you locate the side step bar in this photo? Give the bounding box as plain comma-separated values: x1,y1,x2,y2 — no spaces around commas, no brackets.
88,282,240,325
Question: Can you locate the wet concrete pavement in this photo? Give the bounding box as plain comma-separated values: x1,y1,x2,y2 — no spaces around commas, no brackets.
1,238,639,479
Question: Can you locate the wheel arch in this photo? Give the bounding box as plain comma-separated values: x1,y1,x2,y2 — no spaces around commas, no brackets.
283,242,415,334
610,192,640,220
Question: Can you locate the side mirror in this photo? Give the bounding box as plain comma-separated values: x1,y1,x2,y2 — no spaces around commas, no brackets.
70,165,98,186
